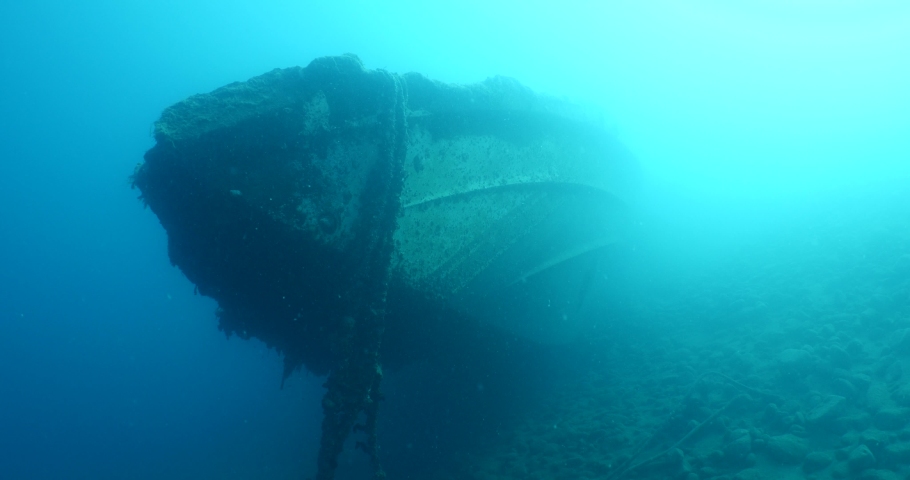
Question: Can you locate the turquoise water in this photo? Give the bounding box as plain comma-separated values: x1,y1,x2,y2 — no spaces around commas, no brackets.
1,2,909,479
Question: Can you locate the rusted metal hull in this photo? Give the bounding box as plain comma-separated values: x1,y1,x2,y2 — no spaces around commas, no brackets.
133,54,638,373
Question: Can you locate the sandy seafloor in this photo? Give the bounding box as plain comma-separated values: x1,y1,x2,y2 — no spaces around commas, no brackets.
422,185,910,480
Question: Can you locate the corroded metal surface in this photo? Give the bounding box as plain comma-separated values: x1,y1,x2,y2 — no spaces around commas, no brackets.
132,54,638,479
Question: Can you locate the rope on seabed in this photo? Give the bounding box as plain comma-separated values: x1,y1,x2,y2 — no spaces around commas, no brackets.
605,371,783,480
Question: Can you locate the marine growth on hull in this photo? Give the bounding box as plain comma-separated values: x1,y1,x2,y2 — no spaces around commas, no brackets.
132,53,638,479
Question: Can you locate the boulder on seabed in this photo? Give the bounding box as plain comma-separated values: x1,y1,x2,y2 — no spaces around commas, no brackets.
724,429,752,461
802,451,834,473
847,444,876,472
763,433,809,464
872,408,910,431
806,395,846,428
777,348,817,377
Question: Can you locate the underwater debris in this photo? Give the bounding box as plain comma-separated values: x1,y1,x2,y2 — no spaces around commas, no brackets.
132,54,638,479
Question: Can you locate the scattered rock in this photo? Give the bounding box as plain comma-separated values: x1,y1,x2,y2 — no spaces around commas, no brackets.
847,444,876,472
835,446,851,461
889,328,910,356
833,413,871,432
704,448,724,465
883,360,903,383
846,339,866,357
724,429,752,461
585,459,611,476
866,382,893,412
859,469,902,480
873,408,910,431
827,345,853,368
730,352,758,375
699,466,719,478
763,433,809,464
859,429,891,458
880,441,910,469
744,452,757,467
778,348,815,374
831,378,857,399
762,403,785,428
807,395,846,427
891,384,910,407
803,451,834,473
733,467,775,480
851,373,873,392
831,460,850,478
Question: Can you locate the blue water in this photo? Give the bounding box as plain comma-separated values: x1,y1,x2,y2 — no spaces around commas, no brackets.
2,2,910,479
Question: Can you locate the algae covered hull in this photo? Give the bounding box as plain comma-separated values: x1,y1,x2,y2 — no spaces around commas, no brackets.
133,54,638,375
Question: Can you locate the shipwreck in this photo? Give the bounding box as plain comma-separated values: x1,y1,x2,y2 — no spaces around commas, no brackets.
132,54,638,479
